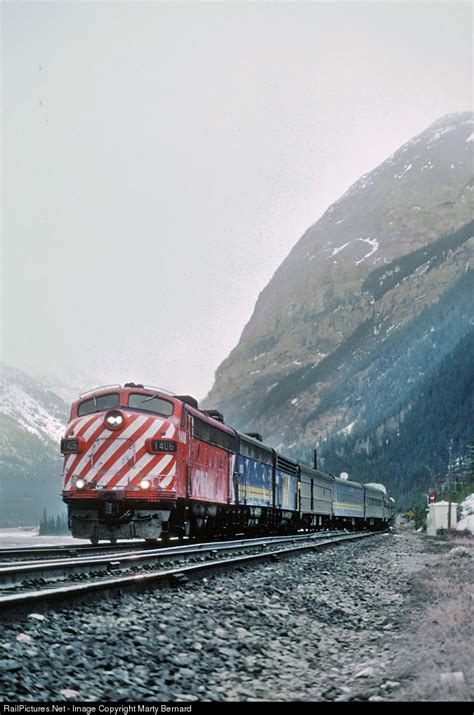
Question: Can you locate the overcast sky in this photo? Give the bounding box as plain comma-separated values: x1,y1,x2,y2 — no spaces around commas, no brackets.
2,1,472,400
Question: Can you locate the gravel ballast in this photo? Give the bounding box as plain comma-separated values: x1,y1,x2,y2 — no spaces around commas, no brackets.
0,529,471,702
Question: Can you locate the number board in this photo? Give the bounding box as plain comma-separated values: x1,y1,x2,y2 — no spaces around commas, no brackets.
61,438,79,453
151,440,177,453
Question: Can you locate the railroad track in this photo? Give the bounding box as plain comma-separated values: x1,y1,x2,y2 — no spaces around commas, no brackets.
0,530,350,585
0,530,386,613
0,529,344,562
0,540,168,562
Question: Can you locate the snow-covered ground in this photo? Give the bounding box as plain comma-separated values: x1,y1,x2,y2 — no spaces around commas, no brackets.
0,528,89,548
456,493,474,534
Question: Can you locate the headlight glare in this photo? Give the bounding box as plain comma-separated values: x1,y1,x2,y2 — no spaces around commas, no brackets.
105,411,124,429
139,479,151,490
75,478,86,490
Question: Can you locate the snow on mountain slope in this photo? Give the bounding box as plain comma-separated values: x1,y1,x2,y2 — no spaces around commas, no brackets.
0,363,68,444
0,363,70,525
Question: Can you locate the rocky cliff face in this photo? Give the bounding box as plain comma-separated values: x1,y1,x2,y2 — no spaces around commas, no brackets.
204,113,474,477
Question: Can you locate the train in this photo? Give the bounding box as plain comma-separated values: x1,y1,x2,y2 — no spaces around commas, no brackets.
60,383,395,544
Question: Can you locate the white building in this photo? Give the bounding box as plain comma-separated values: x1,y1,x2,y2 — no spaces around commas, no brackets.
426,501,458,536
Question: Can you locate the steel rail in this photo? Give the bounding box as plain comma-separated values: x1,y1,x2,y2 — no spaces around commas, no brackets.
0,531,385,614
0,528,351,562
0,540,171,562
0,530,353,588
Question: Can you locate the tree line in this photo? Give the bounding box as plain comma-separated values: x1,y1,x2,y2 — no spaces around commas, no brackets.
38,509,69,535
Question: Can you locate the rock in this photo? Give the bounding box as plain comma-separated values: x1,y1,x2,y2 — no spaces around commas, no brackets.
60,689,82,698
174,694,199,702
15,633,33,644
448,547,472,559
218,647,240,658
176,667,195,679
0,530,443,703
440,672,465,686
0,660,22,672
354,666,376,678
235,627,252,639
173,654,195,666
381,680,400,690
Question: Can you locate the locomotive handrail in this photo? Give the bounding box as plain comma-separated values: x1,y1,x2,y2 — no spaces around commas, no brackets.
142,385,177,396
79,384,121,398
78,384,177,399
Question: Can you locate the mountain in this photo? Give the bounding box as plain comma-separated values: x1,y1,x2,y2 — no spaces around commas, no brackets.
0,363,69,526
319,326,474,509
36,370,99,405
204,112,474,500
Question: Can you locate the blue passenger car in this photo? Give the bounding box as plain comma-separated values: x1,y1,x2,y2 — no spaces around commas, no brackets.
274,453,298,512
235,433,273,507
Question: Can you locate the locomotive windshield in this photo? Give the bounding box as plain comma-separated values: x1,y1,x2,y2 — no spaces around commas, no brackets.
77,393,120,416
127,393,174,417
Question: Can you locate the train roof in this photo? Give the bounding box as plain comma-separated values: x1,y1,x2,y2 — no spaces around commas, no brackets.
274,450,298,465
364,482,387,494
185,403,236,436
298,463,335,482
333,477,364,490
77,383,176,400
236,431,273,453
71,387,236,436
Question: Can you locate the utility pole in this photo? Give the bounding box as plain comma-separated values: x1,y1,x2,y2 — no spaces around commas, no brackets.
448,439,453,530
425,464,434,490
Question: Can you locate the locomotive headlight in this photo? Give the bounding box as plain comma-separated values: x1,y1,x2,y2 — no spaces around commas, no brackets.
139,479,151,490
105,411,124,430
75,478,86,490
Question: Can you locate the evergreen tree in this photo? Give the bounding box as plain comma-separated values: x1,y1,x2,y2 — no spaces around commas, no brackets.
39,508,47,535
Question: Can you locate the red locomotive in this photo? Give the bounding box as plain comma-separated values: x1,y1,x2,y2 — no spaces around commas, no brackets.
61,383,239,543
61,382,394,543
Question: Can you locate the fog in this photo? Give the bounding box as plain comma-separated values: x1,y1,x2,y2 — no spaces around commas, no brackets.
2,1,472,400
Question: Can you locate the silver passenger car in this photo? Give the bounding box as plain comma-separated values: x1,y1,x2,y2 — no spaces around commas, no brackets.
332,478,365,522
299,465,334,527
363,484,386,522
